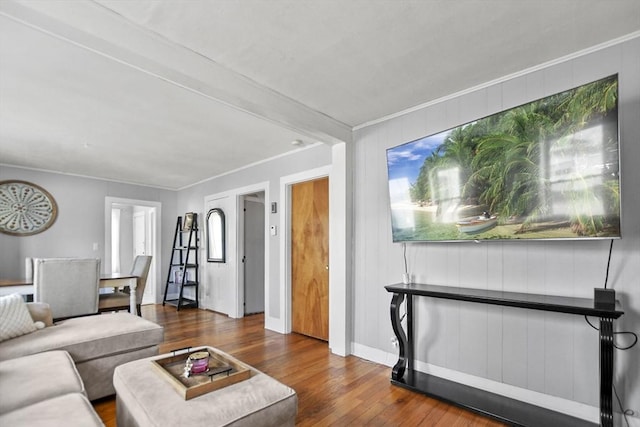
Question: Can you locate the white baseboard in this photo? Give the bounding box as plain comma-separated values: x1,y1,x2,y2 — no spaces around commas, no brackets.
351,342,598,423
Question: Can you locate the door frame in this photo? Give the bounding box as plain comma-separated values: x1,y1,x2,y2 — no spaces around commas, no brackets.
241,193,266,316
104,197,161,303
203,182,270,319
236,184,269,319
279,165,331,335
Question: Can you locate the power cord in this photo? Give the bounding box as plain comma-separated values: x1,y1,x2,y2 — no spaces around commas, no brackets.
403,242,408,276
583,239,638,427
583,316,638,350
604,239,613,289
613,382,636,427
399,243,408,322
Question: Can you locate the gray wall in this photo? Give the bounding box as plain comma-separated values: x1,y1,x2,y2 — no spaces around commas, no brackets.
176,143,332,319
0,166,177,286
352,36,640,415
0,145,331,318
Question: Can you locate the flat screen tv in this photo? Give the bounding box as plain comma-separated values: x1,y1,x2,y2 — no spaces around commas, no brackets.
386,74,621,242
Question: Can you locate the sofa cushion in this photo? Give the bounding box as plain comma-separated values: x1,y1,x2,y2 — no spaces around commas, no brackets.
26,302,54,327
0,393,104,427
77,345,160,401
0,350,85,414
0,312,163,363
0,293,37,342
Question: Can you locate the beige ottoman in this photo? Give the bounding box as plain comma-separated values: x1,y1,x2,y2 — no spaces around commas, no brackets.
113,347,297,427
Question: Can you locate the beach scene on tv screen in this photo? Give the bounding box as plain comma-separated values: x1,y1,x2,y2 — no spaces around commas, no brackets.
387,75,621,242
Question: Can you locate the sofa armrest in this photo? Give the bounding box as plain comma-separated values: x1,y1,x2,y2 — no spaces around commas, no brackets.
26,302,53,327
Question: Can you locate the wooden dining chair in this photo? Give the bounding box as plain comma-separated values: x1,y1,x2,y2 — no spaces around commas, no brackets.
98,255,152,316
32,258,101,321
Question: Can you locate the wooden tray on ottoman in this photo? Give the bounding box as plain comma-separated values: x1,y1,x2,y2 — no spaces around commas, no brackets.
151,347,252,400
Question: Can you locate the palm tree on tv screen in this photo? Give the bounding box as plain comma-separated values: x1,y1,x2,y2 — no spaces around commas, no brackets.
410,75,619,236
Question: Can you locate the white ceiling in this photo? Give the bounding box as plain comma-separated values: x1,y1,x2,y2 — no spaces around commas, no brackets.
1,0,639,190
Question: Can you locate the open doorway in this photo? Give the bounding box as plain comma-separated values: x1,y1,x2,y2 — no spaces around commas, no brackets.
105,197,161,305
203,182,269,320
241,193,265,315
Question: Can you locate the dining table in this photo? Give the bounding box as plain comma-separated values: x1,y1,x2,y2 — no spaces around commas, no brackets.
0,274,138,313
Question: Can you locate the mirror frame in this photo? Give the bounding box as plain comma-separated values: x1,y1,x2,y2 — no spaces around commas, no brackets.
206,208,226,263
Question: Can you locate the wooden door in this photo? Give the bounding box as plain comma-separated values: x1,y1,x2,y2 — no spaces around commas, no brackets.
291,177,329,341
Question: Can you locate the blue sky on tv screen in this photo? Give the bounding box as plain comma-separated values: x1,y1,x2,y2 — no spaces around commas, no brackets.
387,131,449,184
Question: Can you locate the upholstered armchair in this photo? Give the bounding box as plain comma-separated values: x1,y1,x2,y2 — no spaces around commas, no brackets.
99,255,152,316
32,258,101,321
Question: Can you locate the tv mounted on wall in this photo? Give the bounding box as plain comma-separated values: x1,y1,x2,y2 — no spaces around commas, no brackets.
386,74,621,243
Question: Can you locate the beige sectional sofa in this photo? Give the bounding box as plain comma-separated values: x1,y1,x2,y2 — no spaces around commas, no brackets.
0,302,164,400
0,350,104,426
0,299,164,425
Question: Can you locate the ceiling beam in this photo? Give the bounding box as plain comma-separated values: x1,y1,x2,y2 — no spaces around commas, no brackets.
0,0,352,145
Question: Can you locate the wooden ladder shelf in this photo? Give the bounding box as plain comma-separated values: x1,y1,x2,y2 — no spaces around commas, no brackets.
162,214,199,310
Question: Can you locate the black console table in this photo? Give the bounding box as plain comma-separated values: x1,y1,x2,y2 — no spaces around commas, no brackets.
385,283,624,427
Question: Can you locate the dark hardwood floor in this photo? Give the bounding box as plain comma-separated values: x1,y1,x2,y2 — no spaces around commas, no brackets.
93,304,505,426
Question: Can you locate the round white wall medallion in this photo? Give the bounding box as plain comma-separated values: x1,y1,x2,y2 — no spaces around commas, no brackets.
0,180,58,236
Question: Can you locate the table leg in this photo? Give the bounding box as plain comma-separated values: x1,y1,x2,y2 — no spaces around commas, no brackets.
390,292,407,380
130,289,136,314
599,317,614,427
127,278,137,315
